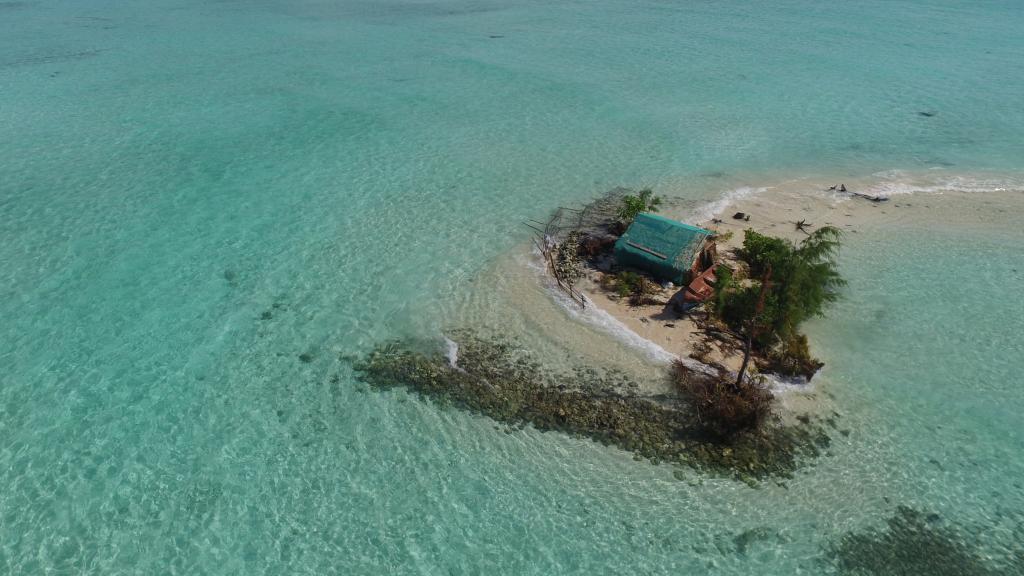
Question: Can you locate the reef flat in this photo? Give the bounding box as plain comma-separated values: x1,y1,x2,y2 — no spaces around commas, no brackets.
354,331,833,483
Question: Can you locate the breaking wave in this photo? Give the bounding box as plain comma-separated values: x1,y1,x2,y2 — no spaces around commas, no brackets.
863,170,1024,196
525,249,679,365
689,185,771,223
443,336,460,369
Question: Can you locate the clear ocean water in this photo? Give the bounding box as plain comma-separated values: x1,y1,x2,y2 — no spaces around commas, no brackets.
2,0,1023,573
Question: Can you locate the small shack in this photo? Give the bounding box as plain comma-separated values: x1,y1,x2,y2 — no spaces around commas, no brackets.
613,213,713,284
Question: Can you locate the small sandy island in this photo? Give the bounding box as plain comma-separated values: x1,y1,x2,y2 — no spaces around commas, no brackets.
572,183,1024,377
572,188,840,374
355,180,1023,482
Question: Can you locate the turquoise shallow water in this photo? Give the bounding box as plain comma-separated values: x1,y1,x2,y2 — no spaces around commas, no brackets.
2,0,1023,573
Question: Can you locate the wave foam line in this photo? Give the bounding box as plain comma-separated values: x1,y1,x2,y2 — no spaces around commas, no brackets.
523,249,678,365
689,185,771,223
865,170,1024,197
443,336,460,369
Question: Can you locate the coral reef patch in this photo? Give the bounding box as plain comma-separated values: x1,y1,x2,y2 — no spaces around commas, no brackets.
828,506,1024,576
354,331,832,482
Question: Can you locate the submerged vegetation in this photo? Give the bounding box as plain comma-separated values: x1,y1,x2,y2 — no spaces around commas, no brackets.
828,506,1024,576
354,191,848,479
354,331,832,482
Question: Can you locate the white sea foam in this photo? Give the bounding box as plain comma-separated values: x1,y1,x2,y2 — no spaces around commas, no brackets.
764,373,813,394
864,170,1023,197
555,286,677,365
525,248,678,365
689,185,771,223
443,336,460,369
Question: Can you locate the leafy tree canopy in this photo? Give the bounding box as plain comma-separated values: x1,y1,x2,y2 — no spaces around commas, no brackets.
617,188,663,223
716,226,845,348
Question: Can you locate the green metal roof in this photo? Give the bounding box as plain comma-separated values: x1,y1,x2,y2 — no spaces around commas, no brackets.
613,213,711,283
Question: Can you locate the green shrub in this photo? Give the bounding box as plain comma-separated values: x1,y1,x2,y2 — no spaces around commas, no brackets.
617,188,663,224
606,271,659,306
707,264,735,316
711,228,843,381
740,230,791,278
719,227,845,346
628,276,659,306
613,271,641,298
716,283,781,349
760,333,824,380
712,230,734,243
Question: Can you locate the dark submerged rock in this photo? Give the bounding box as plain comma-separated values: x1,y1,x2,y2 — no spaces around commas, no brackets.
354,332,832,481
828,506,1024,576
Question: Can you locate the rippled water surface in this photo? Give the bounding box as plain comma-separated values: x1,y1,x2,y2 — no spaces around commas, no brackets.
2,1,1023,573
